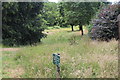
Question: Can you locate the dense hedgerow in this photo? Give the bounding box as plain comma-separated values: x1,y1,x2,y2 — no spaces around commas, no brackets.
90,3,120,41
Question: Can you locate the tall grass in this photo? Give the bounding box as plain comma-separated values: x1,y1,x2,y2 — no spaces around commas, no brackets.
2,28,118,78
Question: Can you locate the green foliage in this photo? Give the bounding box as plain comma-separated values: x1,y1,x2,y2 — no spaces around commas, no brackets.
63,2,101,26
2,2,46,46
59,2,101,32
57,2,68,27
43,2,59,26
87,24,93,34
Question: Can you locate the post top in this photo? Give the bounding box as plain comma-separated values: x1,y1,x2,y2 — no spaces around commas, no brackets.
117,14,120,22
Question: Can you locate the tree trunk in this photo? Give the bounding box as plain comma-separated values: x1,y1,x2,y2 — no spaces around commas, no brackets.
79,25,83,35
71,24,74,31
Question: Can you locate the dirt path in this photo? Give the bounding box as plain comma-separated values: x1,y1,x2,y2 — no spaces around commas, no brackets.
0,48,20,51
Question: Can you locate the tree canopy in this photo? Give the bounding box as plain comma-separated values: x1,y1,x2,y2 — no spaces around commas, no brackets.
90,3,120,41
2,2,46,46
61,2,101,34
43,2,59,26
2,2,112,46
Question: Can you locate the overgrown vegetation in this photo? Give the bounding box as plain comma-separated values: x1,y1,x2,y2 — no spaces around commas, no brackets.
2,28,118,78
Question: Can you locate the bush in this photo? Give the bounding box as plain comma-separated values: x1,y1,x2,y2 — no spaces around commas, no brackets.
87,24,93,34
90,3,120,41
2,2,46,46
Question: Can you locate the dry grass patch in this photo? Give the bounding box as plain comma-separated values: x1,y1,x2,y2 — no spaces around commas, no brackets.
4,66,24,78
1,48,20,52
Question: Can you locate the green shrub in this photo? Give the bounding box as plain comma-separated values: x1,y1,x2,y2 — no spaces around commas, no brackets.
2,2,45,46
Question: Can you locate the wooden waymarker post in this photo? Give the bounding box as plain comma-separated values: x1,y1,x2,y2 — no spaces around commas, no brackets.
117,14,120,41
117,14,120,77
53,53,60,80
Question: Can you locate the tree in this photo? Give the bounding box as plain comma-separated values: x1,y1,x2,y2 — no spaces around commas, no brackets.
63,2,79,31
43,2,59,26
62,2,101,34
2,2,46,46
58,2,67,27
90,3,120,41
76,2,101,35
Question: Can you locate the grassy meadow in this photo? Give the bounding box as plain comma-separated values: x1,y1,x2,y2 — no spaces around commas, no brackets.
2,27,118,78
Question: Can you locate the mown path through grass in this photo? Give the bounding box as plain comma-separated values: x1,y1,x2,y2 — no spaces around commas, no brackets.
2,28,118,78
0,48,20,52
